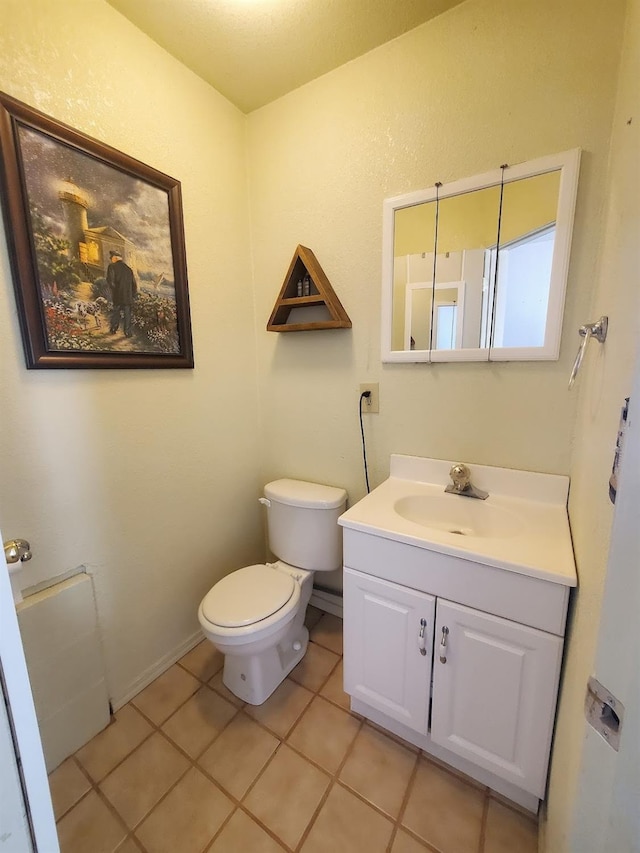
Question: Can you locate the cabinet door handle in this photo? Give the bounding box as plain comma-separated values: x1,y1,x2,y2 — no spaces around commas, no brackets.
418,618,427,656
439,626,450,663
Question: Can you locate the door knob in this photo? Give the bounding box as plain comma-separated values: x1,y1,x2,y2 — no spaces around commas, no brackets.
3,538,32,564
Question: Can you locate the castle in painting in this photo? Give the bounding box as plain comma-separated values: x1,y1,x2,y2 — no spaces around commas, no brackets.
58,178,138,280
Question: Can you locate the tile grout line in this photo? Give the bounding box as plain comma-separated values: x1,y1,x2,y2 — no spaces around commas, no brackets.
233,803,293,852
197,670,334,852
210,737,310,852
199,806,241,853
169,732,293,853
79,763,140,852
130,682,260,833
384,746,421,852
81,661,237,848
420,749,493,797
292,711,366,852
129,670,204,727
117,728,194,836
230,679,342,851
73,714,157,789
195,646,360,849
51,755,95,824
478,788,491,853
55,753,134,851
234,626,352,853
288,645,342,693
293,776,336,853
53,753,149,852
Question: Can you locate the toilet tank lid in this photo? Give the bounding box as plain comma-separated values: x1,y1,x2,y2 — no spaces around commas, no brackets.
264,479,347,509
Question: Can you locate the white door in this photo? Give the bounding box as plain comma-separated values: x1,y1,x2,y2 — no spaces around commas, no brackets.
343,568,435,734
570,352,640,851
431,598,563,797
0,678,33,853
0,534,59,853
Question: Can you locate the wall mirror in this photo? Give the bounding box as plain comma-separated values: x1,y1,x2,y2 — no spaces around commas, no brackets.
381,149,580,362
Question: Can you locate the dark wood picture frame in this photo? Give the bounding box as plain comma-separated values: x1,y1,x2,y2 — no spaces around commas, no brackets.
0,92,194,368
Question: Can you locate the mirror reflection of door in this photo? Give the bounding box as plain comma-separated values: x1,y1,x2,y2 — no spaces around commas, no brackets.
405,281,465,350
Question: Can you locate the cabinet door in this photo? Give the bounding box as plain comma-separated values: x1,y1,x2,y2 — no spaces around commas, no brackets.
343,568,435,734
431,599,563,797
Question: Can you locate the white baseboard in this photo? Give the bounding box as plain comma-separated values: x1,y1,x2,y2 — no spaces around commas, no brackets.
310,587,343,618
110,629,204,712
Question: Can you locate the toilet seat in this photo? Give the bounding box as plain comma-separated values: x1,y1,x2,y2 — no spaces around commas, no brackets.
198,564,301,646
201,564,295,627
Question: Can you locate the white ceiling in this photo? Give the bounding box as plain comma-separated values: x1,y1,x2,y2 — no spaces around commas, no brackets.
107,0,465,113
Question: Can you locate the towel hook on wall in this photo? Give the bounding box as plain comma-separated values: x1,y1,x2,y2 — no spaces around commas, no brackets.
568,316,608,389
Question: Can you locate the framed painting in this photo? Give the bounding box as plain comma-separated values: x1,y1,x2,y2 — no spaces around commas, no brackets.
0,92,194,368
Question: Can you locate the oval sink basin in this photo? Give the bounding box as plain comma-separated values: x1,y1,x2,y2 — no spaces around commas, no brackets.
394,494,523,539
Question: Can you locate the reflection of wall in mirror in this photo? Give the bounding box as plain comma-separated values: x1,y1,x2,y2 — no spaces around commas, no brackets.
392,255,408,349
460,249,484,349
394,202,436,257
500,171,560,244
393,172,560,257
408,285,431,350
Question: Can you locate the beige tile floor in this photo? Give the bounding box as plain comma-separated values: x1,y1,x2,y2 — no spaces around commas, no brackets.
49,608,539,853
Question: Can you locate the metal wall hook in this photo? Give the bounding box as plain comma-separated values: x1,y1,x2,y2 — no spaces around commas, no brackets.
568,316,608,389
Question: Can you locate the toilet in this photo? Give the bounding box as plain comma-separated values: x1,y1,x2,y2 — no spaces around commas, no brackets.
198,478,347,705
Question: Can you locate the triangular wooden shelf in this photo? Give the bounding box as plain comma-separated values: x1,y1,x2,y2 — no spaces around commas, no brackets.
267,245,352,332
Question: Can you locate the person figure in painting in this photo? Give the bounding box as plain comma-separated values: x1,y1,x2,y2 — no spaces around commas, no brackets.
107,249,138,337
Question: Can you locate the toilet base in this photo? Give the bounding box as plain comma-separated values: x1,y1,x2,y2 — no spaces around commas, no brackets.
222,623,309,705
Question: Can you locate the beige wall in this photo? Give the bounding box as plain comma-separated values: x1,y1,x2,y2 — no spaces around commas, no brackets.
395,171,560,256
247,0,625,592
1,5,635,840
0,0,263,705
545,0,640,846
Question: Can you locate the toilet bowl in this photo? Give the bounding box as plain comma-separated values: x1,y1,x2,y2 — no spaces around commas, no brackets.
198,479,347,705
199,561,314,704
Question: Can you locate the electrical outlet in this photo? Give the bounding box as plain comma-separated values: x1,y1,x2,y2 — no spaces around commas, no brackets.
360,383,379,413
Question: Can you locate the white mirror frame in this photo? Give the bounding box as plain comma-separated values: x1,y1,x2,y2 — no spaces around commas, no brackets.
381,149,581,363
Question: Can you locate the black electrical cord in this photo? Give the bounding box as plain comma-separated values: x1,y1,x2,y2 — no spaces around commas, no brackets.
359,391,371,494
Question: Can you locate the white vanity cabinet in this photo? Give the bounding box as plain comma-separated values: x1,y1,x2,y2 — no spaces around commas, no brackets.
343,569,435,734
339,455,577,811
343,551,568,809
430,598,563,796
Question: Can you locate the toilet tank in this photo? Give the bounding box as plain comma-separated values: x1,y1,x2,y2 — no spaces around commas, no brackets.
263,479,347,572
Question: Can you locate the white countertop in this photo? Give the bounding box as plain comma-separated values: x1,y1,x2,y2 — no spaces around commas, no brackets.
339,456,577,587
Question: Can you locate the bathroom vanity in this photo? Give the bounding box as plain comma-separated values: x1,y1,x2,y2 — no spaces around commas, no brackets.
338,455,577,812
